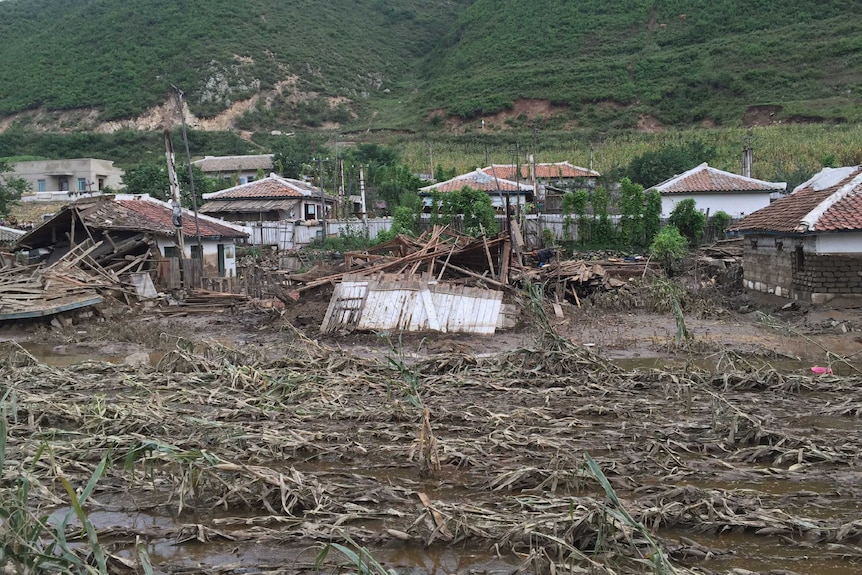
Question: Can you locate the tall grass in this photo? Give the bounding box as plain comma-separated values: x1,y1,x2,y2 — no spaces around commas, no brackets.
0,409,109,574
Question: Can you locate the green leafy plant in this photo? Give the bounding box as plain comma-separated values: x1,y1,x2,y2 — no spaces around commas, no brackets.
434,186,498,237
711,210,732,239
619,177,645,248
668,198,706,246
649,226,688,275
0,411,109,574
0,161,28,218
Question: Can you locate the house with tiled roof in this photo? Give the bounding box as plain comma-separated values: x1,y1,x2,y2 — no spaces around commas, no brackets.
191,154,274,185
730,166,862,303
479,162,600,183
17,194,248,279
649,163,787,218
419,169,534,211
479,162,600,213
200,173,335,223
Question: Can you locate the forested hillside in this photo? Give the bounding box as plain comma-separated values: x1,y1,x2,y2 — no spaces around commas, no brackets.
0,0,860,131
0,0,468,121
420,0,862,127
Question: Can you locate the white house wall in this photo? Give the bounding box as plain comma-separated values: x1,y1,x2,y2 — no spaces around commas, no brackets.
661,193,771,218
155,237,237,277
816,232,862,254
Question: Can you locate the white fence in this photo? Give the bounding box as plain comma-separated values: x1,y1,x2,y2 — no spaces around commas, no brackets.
238,218,393,250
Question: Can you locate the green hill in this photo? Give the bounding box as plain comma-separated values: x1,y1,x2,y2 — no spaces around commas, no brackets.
0,0,860,131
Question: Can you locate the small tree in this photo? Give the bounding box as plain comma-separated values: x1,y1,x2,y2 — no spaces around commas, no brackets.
0,161,29,219
711,210,732,239
440,186,498,237
643,189,662,246
121,162,216,208
562,189,589,244
649,225,688,275
272,133,319,179
619,177,645,248
590,187,614,245
668,198,706,246
626,140,716,188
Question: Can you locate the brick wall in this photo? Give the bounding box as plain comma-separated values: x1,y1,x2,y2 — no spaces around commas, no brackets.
795,253,862,295
742,234,862,301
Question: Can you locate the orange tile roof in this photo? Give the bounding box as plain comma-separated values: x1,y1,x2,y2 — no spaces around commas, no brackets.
82,196,247,239
206,174,322,199
651,163,786,194
480,162,600,180
732,166,862,233
420,169,532,193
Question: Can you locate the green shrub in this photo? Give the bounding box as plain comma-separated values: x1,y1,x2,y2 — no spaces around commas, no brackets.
668,199,706,246
649,225,689,275
711,210,732,238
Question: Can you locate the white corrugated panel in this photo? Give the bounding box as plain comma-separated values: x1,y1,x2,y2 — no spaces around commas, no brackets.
320,275,504,335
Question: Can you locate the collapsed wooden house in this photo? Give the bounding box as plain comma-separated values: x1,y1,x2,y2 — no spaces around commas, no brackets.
281,227,516,335
1,195,247,320
281,226,656,334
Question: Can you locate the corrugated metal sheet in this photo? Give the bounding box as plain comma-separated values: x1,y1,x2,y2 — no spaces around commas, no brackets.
321,274,504,335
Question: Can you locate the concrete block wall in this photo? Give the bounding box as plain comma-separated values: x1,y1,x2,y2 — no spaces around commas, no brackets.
795,253,862,295
743,234,862,302
742,237,794,298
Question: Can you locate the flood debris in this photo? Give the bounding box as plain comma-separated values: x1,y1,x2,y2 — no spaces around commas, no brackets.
3,320,862,574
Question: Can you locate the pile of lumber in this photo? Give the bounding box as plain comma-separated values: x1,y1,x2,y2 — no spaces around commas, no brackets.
154,289,251,316
699,237,743,259
512,257,661,307
0,240,138,320
277,226,513,302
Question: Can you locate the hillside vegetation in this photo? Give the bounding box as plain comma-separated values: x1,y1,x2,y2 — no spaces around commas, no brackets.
420,0,862,128
0,0,860,131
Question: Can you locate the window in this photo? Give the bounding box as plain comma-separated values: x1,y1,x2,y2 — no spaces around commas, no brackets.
795,246,804,271
37,179,46,192
163,246,180,258
97,177,105,190
59,178,68,191
304,204,317,220
190,244,203,260
77,178,87,192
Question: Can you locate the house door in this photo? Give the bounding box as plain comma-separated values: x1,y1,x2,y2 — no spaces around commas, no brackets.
217,244,225,277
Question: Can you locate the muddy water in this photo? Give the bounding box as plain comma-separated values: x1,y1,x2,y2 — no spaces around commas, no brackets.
21,342,163,366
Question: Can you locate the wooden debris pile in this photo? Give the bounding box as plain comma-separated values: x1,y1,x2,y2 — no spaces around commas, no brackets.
0,239,140,320
278,226,513,302
514,257,661,306
154,288,251,316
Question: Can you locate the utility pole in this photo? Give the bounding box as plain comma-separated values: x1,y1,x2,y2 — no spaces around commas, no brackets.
171,85,202,259
317,156,327,241
359,165,368,228
164,129,184,253
742,133,754,178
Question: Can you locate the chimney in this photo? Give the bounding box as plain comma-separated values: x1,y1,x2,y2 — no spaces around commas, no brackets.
742,136,753,178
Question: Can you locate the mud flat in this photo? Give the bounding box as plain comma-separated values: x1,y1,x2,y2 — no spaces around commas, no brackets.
3,313,862,575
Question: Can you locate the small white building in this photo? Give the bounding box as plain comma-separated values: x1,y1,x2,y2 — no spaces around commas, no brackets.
731,165,862,304
191,154,274,185
199,173,334,222
12,158,124,198
649,163,787,218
